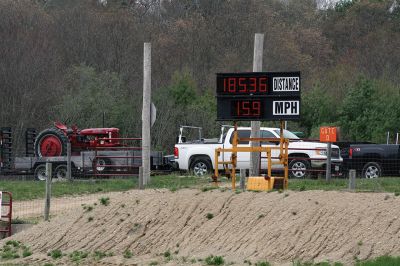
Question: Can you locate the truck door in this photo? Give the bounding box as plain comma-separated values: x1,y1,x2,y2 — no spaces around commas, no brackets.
260,130,280,170
224,129,251,169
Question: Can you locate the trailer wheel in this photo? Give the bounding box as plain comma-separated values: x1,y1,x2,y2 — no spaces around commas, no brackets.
55,165,68,181
34,165,48,181
93,158,111,174
34,127,69,157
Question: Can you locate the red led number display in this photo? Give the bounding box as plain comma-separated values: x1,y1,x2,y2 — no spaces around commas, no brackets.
220,77,267,95
232,100,262,117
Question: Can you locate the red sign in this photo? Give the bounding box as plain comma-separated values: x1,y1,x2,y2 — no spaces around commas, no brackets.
220,76,268,95
231,100,263,118
320,127,338,142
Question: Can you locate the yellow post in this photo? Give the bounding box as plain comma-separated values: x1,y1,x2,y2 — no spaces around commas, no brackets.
267,147,272,178
280,121,289,190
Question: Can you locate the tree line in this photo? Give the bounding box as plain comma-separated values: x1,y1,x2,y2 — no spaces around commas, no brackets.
0,0,399,154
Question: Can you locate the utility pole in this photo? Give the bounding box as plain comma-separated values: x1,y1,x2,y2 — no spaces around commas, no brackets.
142,43,151,185
250,33,264,177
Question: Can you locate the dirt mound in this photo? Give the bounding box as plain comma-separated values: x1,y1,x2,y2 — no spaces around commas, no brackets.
1,189,400,265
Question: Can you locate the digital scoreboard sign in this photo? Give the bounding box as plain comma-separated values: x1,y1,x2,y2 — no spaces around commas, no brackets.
216,72,301,121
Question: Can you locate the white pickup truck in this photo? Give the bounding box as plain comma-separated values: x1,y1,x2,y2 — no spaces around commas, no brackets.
174,126,343,178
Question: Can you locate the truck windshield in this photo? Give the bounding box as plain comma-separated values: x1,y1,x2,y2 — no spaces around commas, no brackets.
273,129,300,139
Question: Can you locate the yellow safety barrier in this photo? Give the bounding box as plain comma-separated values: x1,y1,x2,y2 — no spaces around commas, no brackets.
212,121,289,190
246,176,275,191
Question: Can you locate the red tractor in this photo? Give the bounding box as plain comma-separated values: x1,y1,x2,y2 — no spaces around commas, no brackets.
34,122,121,157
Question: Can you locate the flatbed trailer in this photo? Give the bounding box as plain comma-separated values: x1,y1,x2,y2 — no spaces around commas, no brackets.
2,150,165,180
0,127,172,180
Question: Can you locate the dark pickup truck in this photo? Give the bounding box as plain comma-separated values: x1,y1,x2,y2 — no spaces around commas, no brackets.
341,144,400,178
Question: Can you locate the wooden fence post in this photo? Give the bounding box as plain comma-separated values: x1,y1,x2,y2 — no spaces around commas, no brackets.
67,142,72,181
138,166,144,189
44,161,52,221
349,169,356,190
240,169,246,190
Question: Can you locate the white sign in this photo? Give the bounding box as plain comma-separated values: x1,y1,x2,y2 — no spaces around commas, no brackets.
273,101,300,115
273,77,300,92
151,102,157,127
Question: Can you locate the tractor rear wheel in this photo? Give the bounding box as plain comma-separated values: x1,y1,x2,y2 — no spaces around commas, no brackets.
34,127,69,157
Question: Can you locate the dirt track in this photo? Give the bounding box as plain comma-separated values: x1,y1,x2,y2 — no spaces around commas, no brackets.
1,189,400,265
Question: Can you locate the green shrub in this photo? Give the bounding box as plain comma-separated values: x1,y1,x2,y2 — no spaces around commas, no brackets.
100,197,110,206
255,261,270,266
164,250,171,258
205,255,225,265
206,213,214,220
5,240,20,248
22,247,32,258
48,249,63,259
123,250,133,258
69,250,88,262
93,250,107,260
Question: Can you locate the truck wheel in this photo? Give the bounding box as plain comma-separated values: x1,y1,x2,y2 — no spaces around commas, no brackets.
190,157,212,176
362,162,381,179
55,165,68,180
93,158,111,173
288,159,311,179
34,127,69,157
34,165,48,181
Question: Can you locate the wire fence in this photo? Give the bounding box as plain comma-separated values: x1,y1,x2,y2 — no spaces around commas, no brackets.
0,176,137,220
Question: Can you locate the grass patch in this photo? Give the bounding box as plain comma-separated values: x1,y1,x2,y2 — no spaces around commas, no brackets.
48,249,63,259
255,261,271,266
83,205,94,212
11,217,37,224
147,175,209,190
2,175,210,201
355,255,400,265
69,250,89,262
123,250,133,259
99,197,110,206
293,261,343,266
205,255,225,265
202,186,219,192
289,177,400,193
93,250,108,260
5,176,400,203
0,241,32,260
163,250,171,257
206,213,214,220
0,179,134,201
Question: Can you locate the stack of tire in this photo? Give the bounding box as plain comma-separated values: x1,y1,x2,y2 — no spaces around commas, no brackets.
0,127,13,170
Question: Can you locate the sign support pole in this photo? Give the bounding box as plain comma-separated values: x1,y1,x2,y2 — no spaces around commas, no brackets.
326,142,332,181
250,33,264,177
142,42,151,185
